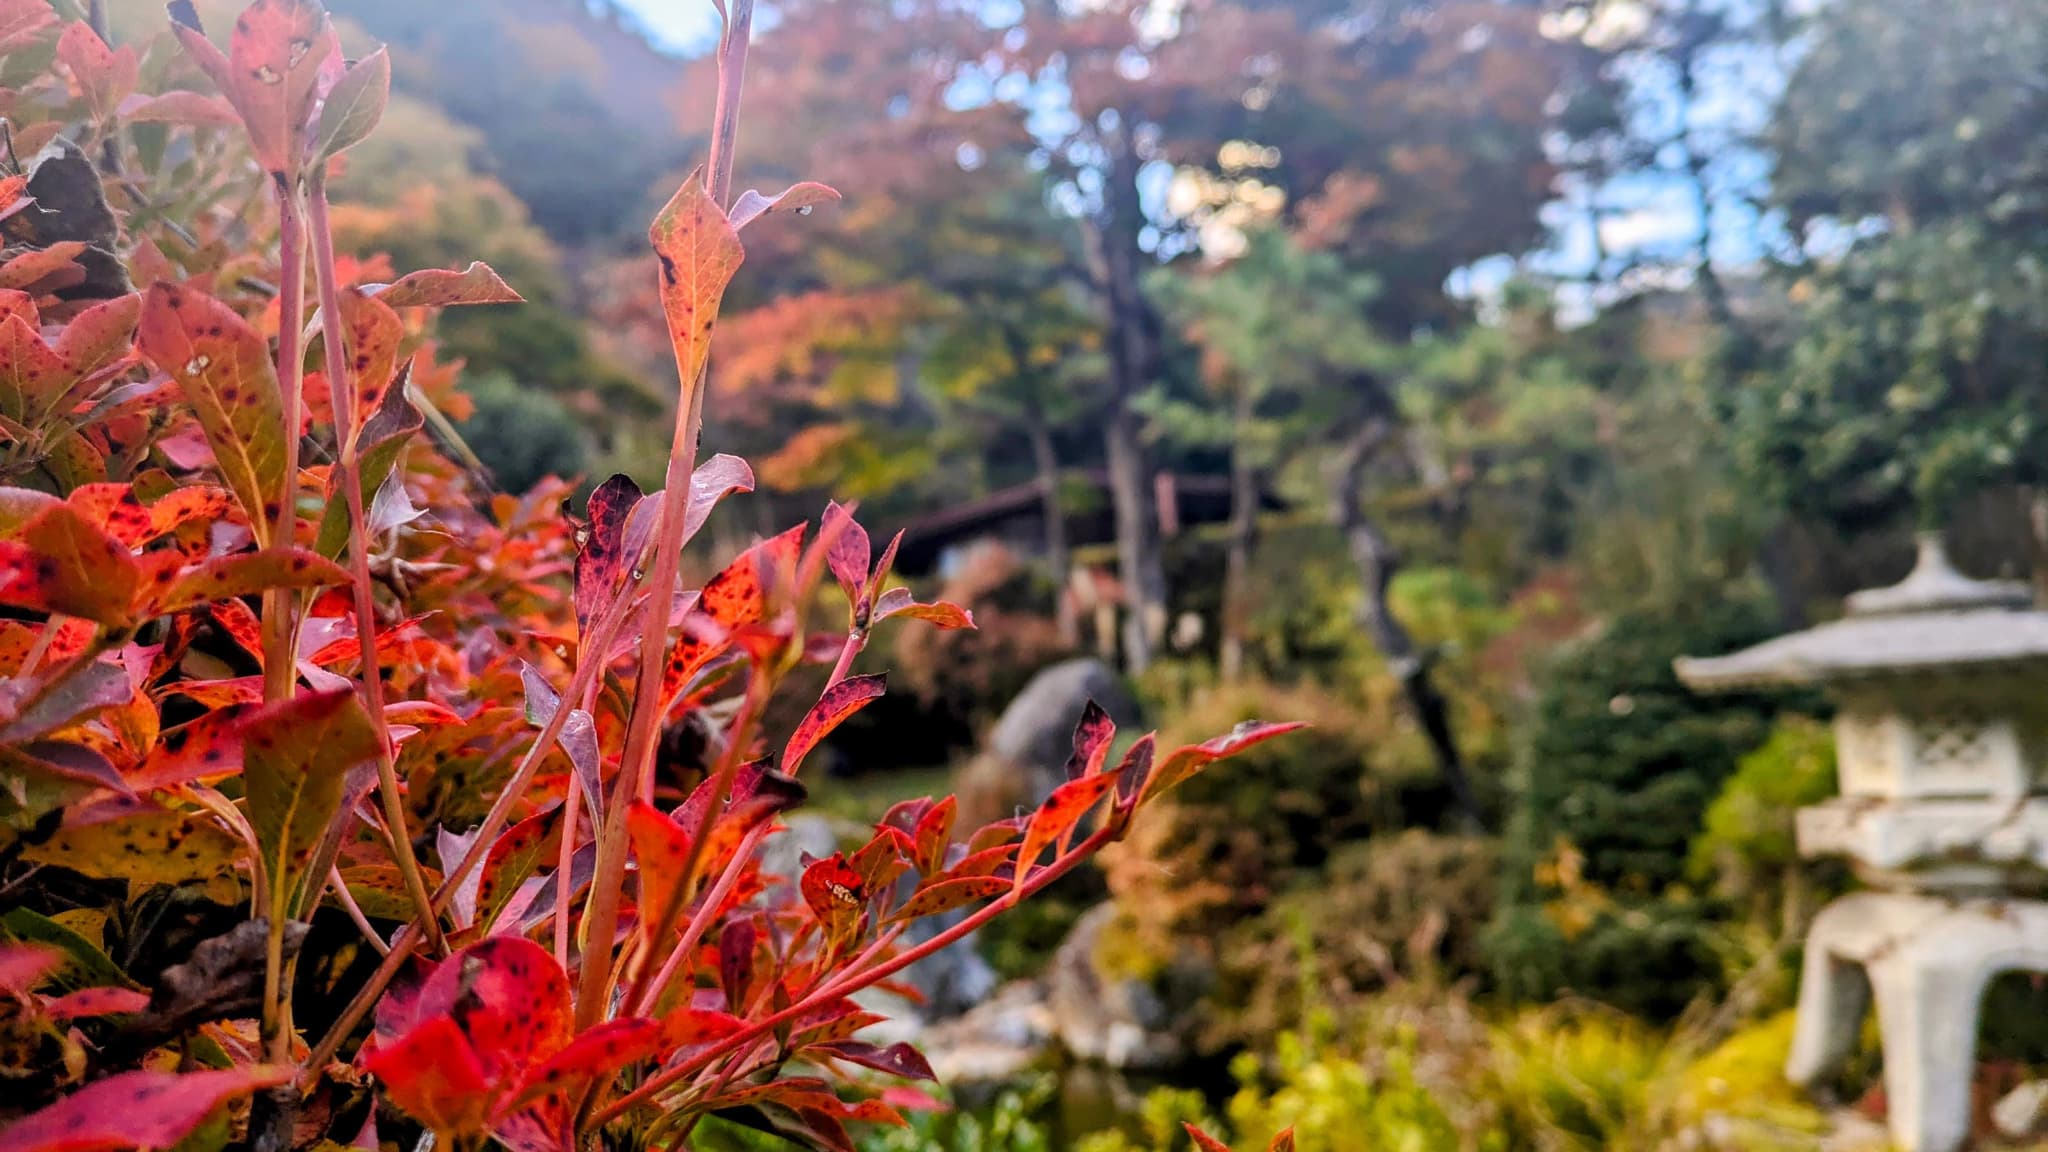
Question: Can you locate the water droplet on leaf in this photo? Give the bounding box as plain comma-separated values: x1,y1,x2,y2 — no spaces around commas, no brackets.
184,355,210,375
253,64,282,85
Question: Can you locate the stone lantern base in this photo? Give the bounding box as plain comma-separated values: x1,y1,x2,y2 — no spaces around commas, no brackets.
1788,891,2048,1152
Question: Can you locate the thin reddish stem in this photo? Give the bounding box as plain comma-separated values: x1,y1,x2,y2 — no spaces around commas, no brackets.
307,176,446,958
260,180,306,702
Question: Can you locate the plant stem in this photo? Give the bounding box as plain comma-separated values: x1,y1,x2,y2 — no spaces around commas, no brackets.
596,822,1118,1125
576,0,756,1033
307,175,446,958
261,177,306,701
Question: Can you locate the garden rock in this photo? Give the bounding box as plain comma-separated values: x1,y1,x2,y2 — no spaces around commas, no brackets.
1046,903,1190,1070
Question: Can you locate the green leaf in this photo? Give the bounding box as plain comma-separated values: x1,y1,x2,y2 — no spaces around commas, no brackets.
0,907,137,992
241,689,380,920
314,47,389,159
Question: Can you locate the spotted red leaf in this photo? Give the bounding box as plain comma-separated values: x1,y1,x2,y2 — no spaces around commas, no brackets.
573,474,643,635
888,876,1007,923
70,482,234,549
810,1040,935,1082
800,852,867,941
141,548,349,617
942,844,1016,882
1012,773,1120,893
240,688,381,920
649,171,743,393
1182,1123,1232,1152
847,825,913,893
1141,721,1310,806
784,673,885,775
130,704,253,790
0,502,140,626
41,986,149,1020
0,310,70,426
361,1014,493,1134
325,288,402,439
1064,699,1116,782
0,1067,290,1152
475,808,558,929
660,525,804,704
820,500,869,603
911,795,956,879
411,937,573,1078
136,283,286,544
370,261,525,308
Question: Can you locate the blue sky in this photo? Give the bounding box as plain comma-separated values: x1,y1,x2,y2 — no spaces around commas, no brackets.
617,0,721,53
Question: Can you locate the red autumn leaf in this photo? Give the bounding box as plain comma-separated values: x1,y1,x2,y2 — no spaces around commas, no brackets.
626,800,691,928
846,825,912,893
809,1040,935,1082
1064,699,1116,782
56,21,138,122
658,1006,745,1052
130,703,253,790
0,0,54,56
0,242,87,295
966,814,1027,854
171,0,339,180
911,795,957,878
783,673,885,775
888,876,1007,923
0,502,140,627
800,852,868,941
362,1014,494,1134
870,585,974,630
370,261,525,308
660,526,803,705
0,943,57,997
326,288,403,437
507,1018,665,1108
55,293,142,387
728,182,842,231
136,283,287,544
1183,1123,1232,1152
41,985,150,1020
573,474,643,635
820,500,869,603
70,483,234,550
1142,720,1311,806
1268,1129,1296,1152
942,844,1017,882
140,548,350,617
1012,772,1120,893
649,171,744,393
0,1067,289,1152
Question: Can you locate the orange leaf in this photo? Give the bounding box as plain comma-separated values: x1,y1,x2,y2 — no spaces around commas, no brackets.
1182,1123,1232,1152
649,172,744,393
888,876,1006,923
371,261,525,308
1142,721,1310,806
626,800,691,929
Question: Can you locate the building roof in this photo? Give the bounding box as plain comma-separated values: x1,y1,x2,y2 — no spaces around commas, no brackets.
1676,534,2048,692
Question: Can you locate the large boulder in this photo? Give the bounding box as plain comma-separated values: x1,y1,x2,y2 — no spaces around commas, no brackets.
1045,903,1196,1070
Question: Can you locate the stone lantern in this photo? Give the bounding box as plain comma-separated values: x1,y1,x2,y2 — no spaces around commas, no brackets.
1676,534,2048,1152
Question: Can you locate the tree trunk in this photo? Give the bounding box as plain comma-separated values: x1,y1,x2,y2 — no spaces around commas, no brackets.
1331,422,1484,833
1088,121,1168,674
1025,412,1080,648
1220,380,1258,681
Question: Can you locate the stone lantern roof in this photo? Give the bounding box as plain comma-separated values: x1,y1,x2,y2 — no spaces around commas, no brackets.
1675,534,2048,692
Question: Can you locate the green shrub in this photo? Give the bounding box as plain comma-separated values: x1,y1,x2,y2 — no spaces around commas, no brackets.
1688,716,1838,903
456,371,592,492
1484,898,1724,1020
1213,832,1497,1049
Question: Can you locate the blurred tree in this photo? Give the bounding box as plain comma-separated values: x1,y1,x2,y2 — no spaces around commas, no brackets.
1734,0,2048,534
